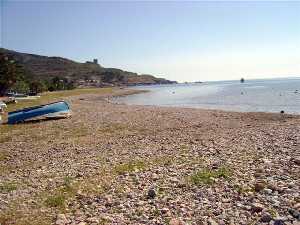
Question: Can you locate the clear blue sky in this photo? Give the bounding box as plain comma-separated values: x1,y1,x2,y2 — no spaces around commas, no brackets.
1,1,300,82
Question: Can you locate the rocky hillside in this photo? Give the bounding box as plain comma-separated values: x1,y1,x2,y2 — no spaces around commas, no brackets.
0,48,176,87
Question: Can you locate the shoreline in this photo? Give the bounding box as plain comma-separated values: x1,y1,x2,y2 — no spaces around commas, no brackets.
0,88,299,225
112,88,300,117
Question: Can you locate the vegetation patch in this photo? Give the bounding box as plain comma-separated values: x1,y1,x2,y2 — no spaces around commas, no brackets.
0,182,17,192
153,155,175,167
190,166,231,185
0,135,12,143
0,124,15,136
0,208,51,225
79,177,110,196
45,194,66,208
44,176,77,208
98,123,128,135
233,184,253,194
6,88,113,113
114,160,146,175
0,151,9,161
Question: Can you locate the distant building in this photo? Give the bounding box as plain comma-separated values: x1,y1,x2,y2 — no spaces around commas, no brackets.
86,58,98,64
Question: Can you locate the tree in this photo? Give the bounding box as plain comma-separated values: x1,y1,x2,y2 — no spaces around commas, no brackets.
0,53,20,96
11,80,30,93
29,81,47,94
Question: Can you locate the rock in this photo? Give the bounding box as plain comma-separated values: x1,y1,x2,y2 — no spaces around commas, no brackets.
263,188,273,194
274,219,285,225
254,168,264,177
86,217,99,223
148,188,156,199
251,203,265,213
254,181,266,192
161,207,170,214
152,173,159,181
169,218,185,225
288,208,300,219
170,177,180,184
260,213,273,222
104,195,113,207
56,214,67,220
55,214,68,225
293,158,300,165
208,218,218,225
295,203,300,210
77,222,87,225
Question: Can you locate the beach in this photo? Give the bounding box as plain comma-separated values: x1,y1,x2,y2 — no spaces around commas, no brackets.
0,88,299,225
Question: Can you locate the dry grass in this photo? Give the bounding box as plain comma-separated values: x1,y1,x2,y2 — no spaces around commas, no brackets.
44,176,78,209
0,88,113,136
0,212,51,225
0,182,17,192
6,87,113,113
0,151,9,161
113,160,147,175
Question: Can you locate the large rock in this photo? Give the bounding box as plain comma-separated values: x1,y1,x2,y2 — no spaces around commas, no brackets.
147,188,156,199
251,203,265,213
169,218,185,225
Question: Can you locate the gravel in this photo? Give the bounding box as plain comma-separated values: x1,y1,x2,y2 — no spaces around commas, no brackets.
0,88,299,225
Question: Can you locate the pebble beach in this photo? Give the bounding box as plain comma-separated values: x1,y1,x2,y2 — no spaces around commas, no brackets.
0,88,299,225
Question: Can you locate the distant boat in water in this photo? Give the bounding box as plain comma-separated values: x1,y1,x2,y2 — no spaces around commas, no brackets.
8,101,71,124
240,78,245,83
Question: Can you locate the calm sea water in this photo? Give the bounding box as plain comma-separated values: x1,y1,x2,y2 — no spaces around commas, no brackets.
115,78,300,114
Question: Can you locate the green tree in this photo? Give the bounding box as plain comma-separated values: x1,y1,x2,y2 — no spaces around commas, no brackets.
11,80,30,93
0,53,20,96
29,80,47,94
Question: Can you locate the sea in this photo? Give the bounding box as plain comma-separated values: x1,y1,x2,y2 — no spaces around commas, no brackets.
115,78,300,114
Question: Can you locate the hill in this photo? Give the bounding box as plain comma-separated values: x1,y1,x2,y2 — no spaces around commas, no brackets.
0,48,176,88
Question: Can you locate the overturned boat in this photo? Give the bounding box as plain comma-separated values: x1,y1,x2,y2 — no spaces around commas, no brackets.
8,101,71,124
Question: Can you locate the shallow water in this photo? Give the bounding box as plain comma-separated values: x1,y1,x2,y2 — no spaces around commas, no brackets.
115,78,300,114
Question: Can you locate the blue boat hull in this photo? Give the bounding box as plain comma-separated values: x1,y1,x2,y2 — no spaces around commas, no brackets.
8,101,70,124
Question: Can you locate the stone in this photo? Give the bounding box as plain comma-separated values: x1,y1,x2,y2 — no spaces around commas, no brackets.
169,218,185,225
251,203,265,213
104,195,113,207
274,219,285,225
254,181,266,192
294,203,300,210
148,188,156,199
293,158,300,165
152,173,159,181
77,223,87,225
170,177,180,183
260,213,273,222
208,218,218,225
161,207,170,214
56,214,67,220
55,214,68,225
288,208,300,219
263,188,273,194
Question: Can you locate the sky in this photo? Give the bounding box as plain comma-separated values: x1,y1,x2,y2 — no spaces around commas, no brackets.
1,1,300,82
